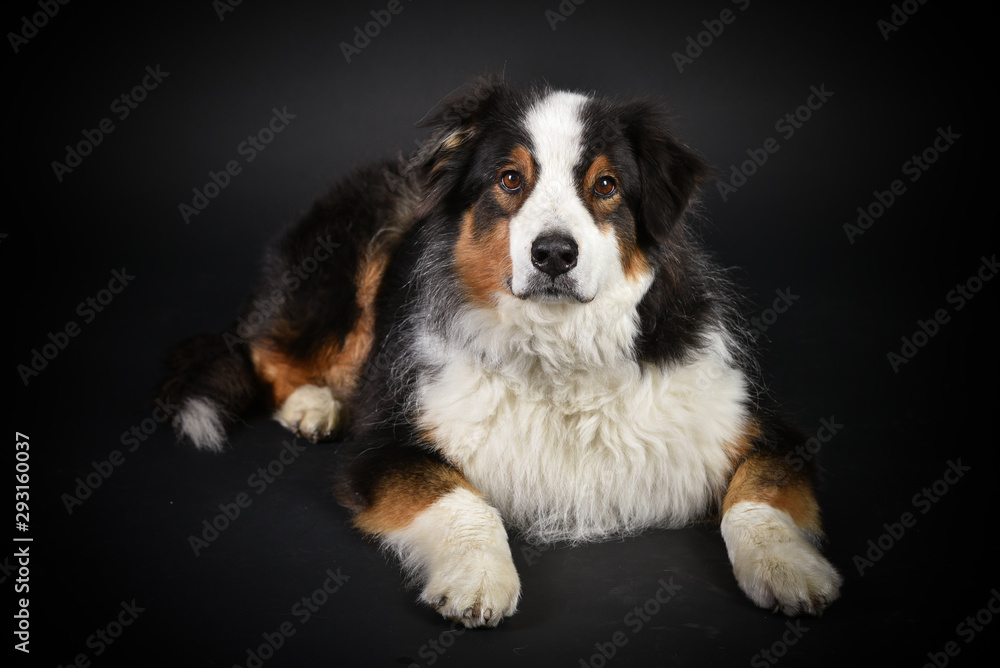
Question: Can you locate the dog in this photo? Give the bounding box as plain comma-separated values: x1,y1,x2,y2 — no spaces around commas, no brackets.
161,76,842,628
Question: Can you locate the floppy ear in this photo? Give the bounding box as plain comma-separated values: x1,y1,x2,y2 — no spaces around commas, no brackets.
623,103,709,245
410,75,507,182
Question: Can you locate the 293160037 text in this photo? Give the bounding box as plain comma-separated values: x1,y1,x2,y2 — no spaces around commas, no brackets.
14,432,32,654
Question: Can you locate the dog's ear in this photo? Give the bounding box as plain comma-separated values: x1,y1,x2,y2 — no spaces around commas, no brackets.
622,103,709,245
411,75,507,177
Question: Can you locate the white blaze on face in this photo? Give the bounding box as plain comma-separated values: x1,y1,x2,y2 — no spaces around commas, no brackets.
509,91,621,303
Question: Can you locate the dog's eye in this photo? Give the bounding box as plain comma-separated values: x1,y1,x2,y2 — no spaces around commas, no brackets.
594,176,617,197
500,170,523,192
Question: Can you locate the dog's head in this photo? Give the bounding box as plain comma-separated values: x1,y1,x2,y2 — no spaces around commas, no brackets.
416,77,708,307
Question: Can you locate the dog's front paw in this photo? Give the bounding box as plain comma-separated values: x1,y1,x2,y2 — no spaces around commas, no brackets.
384,487,522,628
275,384,342,441
420,547,521,628
731,531,842,616
722,502,842,616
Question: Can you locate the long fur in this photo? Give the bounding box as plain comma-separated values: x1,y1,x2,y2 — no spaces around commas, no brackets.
161,76,841,625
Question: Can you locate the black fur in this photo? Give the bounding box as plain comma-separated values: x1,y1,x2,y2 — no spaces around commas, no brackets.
159,333,264,432
161,76,784,464
253,161,417,364
161,77,840,623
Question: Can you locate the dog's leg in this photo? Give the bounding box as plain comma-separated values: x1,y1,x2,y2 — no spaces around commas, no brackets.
721,451,842,615
342,452,521,628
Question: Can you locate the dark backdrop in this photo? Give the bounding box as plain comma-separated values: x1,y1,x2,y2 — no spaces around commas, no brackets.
8,1,997,666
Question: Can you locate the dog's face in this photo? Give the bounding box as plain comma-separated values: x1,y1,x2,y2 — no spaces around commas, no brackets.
422,79,707,308
506,90,639,304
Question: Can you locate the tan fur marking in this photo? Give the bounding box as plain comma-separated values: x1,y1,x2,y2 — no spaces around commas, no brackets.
726,418,761,469
251,344,316,407
429,129,474,177
510,145,534,180
455,209,512,305
583,155,622,219
321,250,387,396
354,463,475,535
492,145,535,213
252,243,393,407
583,155,648,283
723,453,822,534
615,232,651,283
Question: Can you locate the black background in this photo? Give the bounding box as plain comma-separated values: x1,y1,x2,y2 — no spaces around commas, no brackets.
7,1,998,666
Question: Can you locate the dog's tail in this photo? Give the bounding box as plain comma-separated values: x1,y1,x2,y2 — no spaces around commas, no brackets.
159,333,264,452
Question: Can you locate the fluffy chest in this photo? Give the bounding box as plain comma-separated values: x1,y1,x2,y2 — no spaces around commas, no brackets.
414,339,750,543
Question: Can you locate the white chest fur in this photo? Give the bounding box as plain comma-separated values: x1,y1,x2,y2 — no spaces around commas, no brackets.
414,300,749,543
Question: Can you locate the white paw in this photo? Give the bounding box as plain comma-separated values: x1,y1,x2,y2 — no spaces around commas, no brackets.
420,543,521,628
275,385,342,441
386,487,521,628
722,502,842,616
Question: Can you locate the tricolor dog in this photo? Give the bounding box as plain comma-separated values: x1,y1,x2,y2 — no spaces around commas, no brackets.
162,77,842,627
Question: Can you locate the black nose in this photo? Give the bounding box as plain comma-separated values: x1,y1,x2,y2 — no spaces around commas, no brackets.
531,234,578,278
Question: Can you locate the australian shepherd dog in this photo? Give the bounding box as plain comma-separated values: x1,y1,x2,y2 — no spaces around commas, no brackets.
162,77,842,627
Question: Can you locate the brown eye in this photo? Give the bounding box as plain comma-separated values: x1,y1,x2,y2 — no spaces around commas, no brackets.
594,175,617,197
500,170,523,192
